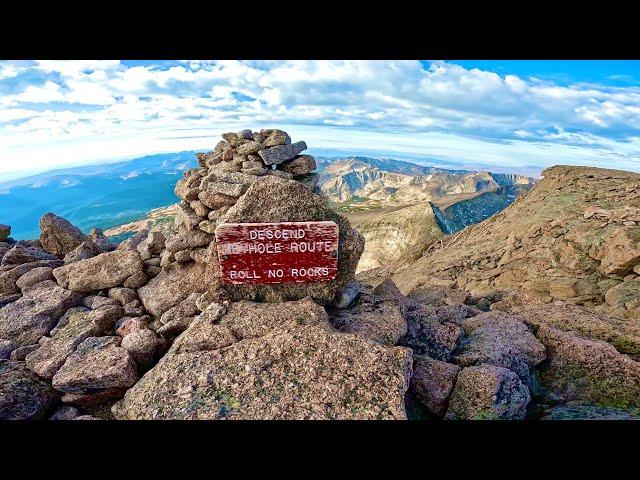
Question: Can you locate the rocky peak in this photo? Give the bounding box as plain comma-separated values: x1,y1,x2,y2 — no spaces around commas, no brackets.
4,142,640,421
391,165,640,321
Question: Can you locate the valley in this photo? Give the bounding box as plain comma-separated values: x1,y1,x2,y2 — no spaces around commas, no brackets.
33,153,536,273
321,157,536,272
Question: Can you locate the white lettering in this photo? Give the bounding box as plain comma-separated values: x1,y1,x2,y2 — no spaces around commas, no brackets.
287,266,331,278
289,241,333,253
247,227,308,241
228,270,261,279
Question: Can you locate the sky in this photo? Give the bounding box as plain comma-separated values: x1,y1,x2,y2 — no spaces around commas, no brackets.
1,60,640,181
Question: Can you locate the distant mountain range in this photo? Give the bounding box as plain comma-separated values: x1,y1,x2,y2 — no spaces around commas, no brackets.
317,156,534,205
0,152,198,240
1,152,535,241
318,156,537,272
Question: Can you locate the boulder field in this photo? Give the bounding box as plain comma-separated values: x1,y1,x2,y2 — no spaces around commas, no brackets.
1,130,640,420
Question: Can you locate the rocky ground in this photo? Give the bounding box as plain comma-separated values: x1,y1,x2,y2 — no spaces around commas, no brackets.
392,166,640,321
2,133,640,420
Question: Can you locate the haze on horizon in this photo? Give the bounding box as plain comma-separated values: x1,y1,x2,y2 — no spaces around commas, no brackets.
1,60,640,181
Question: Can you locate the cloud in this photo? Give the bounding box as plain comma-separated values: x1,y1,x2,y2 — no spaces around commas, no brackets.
1,60,640,179
0,63,26,80
12,81,67,103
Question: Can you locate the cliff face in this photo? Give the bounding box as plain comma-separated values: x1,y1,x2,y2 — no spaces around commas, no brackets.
318,157,536,205
348,203,444,272
347,185,533,274
392,165,640,321
431,185,532,234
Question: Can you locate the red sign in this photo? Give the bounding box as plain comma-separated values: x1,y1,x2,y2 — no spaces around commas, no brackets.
214,221,339,285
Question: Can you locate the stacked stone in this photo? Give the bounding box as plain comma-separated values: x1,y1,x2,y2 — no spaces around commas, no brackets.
142,129,324,336
0,213,170,416
171,128,318,258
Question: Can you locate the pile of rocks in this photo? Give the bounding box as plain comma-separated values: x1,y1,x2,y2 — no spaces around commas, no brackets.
141,128,363,323
0,128,380,420
169,129,317,254
176,128,317,240
0,212,172,418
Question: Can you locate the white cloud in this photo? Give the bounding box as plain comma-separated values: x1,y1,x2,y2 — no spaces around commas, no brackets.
36,60,121,76
0,62,26,80
1,60,640,179
11,81,66,104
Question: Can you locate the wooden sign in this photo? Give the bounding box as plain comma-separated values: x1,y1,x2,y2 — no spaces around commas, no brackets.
214,221,339,285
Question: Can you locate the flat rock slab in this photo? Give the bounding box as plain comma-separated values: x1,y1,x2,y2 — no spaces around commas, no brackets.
328,291,407,346
0,280,83,346
258,141,307,166
26,306,121,379
15,266,54,290
113,324,412,420
454,310,546,384
400,307,462,361
138,261,207,318
0,360,59,420
53,250,143,292
169,298,328,354
0,259,64,296
445,364,530,420
536,324,640,408
277,155,316,176
52,336,138,393
219,298,328,341
1,244,57,267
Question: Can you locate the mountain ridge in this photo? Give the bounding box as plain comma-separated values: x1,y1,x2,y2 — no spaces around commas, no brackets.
2,152,535,241
389,164,640,322
319,156,535,205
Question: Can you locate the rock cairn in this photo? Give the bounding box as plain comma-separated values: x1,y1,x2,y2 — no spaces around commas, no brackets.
166,128,319,271
141,128,364,320
175,128,318,240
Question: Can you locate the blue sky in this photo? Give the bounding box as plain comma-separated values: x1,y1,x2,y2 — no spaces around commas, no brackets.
1,60,639,180
451,61,640,86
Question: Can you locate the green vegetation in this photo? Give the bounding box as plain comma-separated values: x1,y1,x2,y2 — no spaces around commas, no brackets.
330,196,370,213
